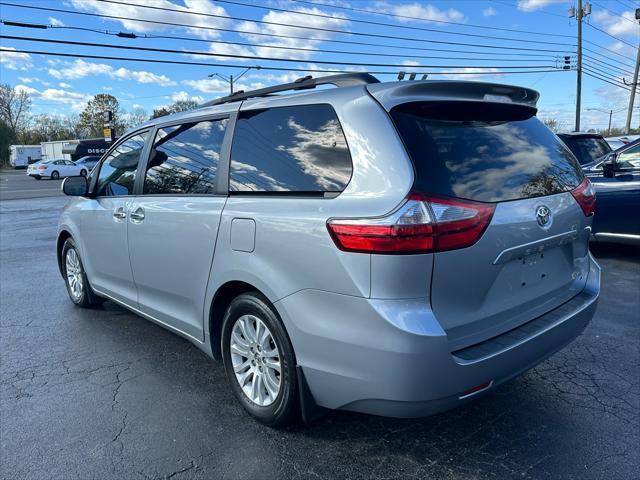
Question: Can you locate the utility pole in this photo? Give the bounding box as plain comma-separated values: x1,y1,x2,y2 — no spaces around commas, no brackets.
587,108,617,136
623,8,640,135
570,1,591,132
208,66,261,95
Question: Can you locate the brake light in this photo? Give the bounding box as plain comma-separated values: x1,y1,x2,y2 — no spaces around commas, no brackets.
38,166,47,170
571,178,596,217
327,193,495,254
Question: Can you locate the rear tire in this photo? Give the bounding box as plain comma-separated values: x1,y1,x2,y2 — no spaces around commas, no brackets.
33,176,41,180
51,171,60,180
61,238,104,308
221,292,299,427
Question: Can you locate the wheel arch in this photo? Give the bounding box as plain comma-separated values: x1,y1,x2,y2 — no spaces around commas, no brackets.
208,280,271,360
56,230,73,276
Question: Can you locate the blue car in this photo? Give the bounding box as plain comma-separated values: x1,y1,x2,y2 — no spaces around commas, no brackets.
583,139,640,245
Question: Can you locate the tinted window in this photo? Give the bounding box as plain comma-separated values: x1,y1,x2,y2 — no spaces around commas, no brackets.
229,104,352,194
96,133,146,196
391,101,584,203
617,143,640,169
144,119,227,195
560,136,611,165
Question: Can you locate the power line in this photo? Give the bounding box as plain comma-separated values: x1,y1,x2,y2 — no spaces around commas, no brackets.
591,1,638,24
0,47,571,77
584,54,634,76
207,0,574,43
0,35,561,70
583,62,627,83
584,44,636,68
583,67,632,90
92,0,574,51
584,22,638,49
0,2,574,57
291,0,575,38
30,23,559,64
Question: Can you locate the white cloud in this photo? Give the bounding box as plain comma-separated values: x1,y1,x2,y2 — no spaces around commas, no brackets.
517,0,565,12
592,10,639,37
47,60,176,86
69,0,230,39
439,67,503,81
0,47,33,71
49,17,65,27
15,84,91,111
375,2,466,23
58,82,72,88
482,7,497,17
18,77,38,84
170,91,205,103
236,7,350,59
182,77,265,94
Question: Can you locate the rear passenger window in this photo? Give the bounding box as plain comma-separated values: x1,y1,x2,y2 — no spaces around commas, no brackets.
229,104,352,194
144,119,227,195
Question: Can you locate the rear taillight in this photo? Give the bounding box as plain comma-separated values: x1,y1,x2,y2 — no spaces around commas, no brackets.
38,165,47,170
571,178,596,217
327,193,495,254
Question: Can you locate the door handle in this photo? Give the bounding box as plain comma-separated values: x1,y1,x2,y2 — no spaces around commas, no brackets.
130,207,145,223
113,207,127,221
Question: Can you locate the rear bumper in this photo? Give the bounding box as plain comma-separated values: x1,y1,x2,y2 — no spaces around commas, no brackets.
276,253,600,417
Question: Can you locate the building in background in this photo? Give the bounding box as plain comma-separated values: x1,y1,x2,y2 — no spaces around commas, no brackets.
40,138,113,162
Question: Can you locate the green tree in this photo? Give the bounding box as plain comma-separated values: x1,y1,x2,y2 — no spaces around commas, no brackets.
78,94,125,138
0,119,14,168
151,99,199,119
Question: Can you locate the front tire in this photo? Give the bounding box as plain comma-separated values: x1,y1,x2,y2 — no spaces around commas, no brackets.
222,292,299,427
61,238,104,308
51,171,60,180
80,169,87,177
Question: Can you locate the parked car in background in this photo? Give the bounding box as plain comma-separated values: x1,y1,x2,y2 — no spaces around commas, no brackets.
585,139,640,244
74,155,101,173
605,135,639,150
557,132,612,167
27,159,89,180
57,75,600,426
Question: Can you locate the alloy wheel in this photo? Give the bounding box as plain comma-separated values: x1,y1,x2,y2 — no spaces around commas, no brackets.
65,248,84,300
230,314,282,406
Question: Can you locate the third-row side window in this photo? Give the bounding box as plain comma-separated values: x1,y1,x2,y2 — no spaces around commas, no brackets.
144,118,228,195
229,104,352,194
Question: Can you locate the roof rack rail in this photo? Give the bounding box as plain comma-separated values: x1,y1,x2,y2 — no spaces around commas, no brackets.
202,73,379,107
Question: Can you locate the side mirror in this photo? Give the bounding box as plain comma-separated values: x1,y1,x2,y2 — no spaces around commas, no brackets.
602,153,617,178
62,176,88,196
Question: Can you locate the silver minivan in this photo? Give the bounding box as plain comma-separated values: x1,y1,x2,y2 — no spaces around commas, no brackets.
58,74,600,426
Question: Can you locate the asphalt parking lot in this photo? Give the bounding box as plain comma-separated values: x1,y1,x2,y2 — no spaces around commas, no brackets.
0,169,64,201
1,187,638,479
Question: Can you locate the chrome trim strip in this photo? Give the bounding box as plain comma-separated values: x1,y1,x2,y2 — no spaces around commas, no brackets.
92,289,205,346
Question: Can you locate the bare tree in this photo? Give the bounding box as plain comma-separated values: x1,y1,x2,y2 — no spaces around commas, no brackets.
0,84,32,143
125,107,149,130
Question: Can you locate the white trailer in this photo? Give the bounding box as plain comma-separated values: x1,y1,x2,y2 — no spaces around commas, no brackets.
40,140,77,162
9,145,42,168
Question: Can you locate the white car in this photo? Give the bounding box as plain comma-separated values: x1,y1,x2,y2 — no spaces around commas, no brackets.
27,159,89,180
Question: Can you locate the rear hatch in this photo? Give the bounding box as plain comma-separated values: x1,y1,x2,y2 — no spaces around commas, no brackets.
371,83,593,350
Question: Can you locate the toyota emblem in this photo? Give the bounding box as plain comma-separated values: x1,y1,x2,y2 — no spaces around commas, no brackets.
536,205,552,228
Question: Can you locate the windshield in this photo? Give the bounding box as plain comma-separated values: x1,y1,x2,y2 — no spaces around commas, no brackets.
390,101,584,203
560,136,611,165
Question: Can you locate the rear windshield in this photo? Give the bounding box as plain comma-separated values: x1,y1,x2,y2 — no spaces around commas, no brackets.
559,136,611,165
390,101,584,203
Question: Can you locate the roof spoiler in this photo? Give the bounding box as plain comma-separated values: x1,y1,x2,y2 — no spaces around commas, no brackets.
203,73,380,107
367,80,540,112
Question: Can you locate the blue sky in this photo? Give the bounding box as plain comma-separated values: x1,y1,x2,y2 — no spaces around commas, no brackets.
0,0,638,131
